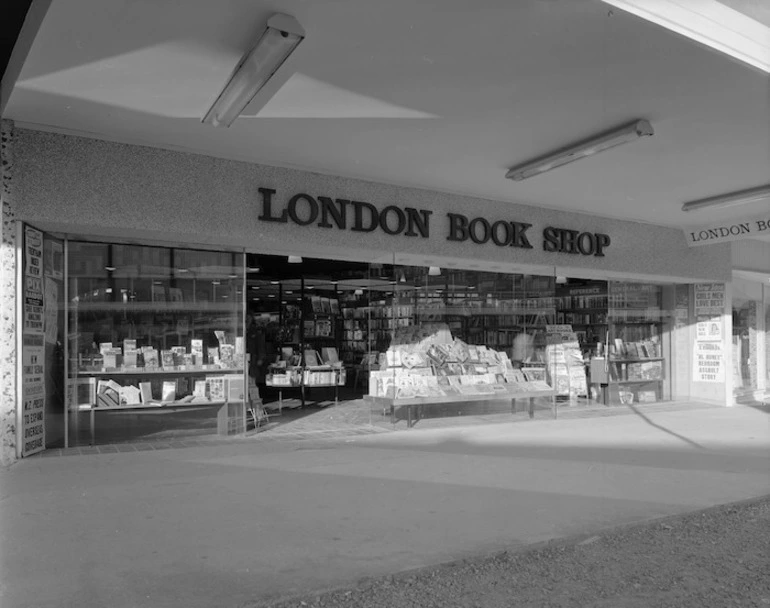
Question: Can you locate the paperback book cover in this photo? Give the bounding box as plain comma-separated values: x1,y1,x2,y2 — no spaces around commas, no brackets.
102,352,119,370
207,347,220,365
160,350,175,369
219,344,235,367
303,349,321,367
96,379,121,408
193,380,207,398
171,346,187,365
467,346,480,363
426,344,449,368
143,348,159,369
119,385,141,405
522,367,546,382
207,376,226,401
139,382,153,403
161,381,176,402
123,351,138,368
321,347,340,364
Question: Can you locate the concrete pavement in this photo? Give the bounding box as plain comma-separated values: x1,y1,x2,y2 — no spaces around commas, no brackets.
1,405,768,608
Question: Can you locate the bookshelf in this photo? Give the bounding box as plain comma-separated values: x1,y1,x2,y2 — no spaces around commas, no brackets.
600,282,668,404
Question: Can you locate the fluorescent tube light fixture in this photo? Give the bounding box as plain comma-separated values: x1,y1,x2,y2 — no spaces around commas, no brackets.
600,0,770,74
681,184,770,212
203,13,305,128
505,119,654,181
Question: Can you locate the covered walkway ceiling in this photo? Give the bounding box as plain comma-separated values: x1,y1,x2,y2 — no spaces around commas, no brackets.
2,0,769,233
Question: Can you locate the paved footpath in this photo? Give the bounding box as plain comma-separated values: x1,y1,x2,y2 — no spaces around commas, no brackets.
1,406,768,608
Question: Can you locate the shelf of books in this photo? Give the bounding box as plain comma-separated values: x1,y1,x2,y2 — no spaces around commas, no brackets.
265,347,346,410
601,282,668,404
555,282,609,353
364,323,554,426
69,331,246,411
341,303,413,364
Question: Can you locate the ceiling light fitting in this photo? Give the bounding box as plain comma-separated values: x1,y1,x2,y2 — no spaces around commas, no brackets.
428,266,442,276
681,185,770,212
599,0,770,74
202,13,305,128
287,255,303,264
505,119,654,181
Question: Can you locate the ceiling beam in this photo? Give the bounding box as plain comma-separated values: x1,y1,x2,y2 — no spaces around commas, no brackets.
0,0,51,117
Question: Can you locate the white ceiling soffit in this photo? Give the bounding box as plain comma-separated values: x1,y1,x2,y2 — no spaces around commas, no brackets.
5,0,770,232
600,0,770,73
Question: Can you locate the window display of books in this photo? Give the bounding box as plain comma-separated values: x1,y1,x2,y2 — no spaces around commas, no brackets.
77,331,245,373
76,330,246,410
367,332,552,402
93,373,242,408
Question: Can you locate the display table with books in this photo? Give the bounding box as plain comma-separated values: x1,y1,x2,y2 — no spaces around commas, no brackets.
363,326,555,427
265,348,346,411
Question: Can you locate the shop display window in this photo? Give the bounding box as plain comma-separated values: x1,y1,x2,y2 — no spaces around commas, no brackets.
58,245,682,445
66,242,245,446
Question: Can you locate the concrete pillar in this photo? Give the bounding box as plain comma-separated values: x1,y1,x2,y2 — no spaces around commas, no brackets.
1,119,17,465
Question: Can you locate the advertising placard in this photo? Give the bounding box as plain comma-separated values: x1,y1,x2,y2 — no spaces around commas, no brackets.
24,226,44,335
21,333,46,456
692,283,725,383
21,226,46,456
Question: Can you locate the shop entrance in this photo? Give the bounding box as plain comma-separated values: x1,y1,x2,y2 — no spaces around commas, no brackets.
53,240,681,450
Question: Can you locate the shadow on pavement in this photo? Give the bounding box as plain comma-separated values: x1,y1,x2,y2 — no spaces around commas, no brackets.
627,403,706,449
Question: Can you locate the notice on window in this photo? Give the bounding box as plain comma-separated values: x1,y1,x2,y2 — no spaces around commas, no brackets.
692,283,725,383
693,341,725,383
694,283,725,315
24,226,44,335
22,333,46,456
22,226,46,456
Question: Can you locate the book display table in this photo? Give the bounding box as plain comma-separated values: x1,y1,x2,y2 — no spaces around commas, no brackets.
366,386,555,428
266,365,346,412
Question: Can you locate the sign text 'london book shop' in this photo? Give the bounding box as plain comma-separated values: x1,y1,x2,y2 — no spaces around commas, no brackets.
257,188,611,257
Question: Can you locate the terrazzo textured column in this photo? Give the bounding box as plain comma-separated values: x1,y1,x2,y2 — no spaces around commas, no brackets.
0,119,17,465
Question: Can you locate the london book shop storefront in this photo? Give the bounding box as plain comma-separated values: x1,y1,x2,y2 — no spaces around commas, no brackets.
11,129,736,456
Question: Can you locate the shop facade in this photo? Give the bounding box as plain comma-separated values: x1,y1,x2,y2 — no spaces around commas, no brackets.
1,123,754,461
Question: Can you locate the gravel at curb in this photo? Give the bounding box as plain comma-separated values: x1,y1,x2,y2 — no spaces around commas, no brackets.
247,495,770,608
